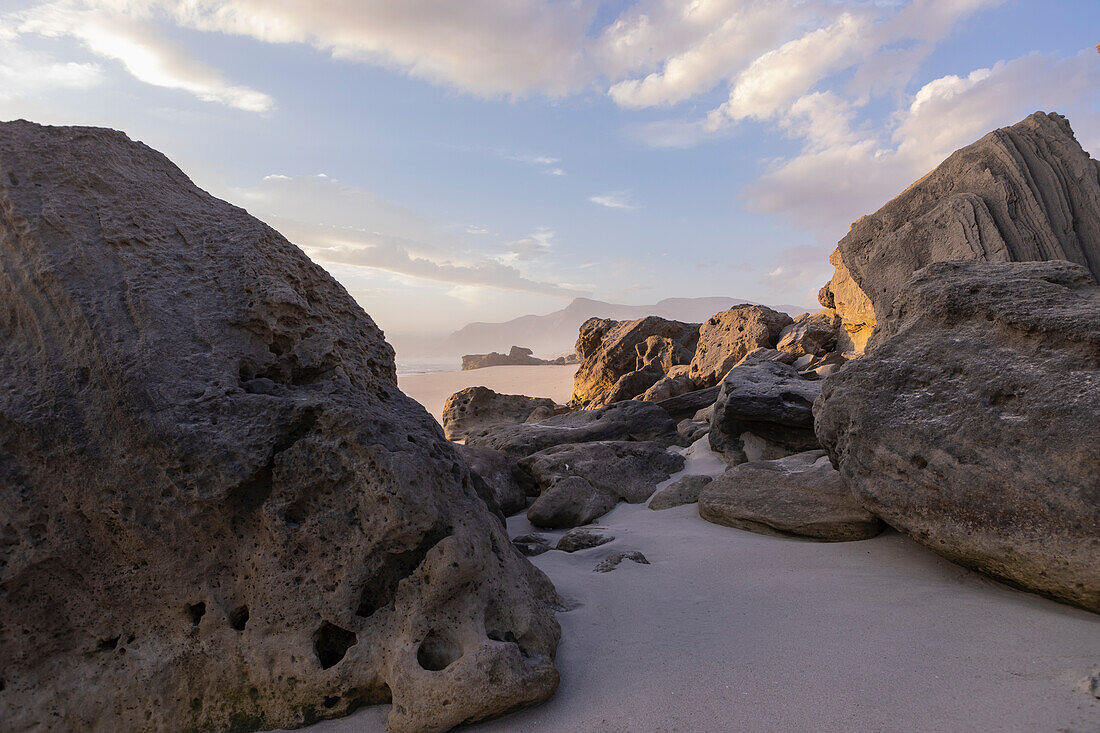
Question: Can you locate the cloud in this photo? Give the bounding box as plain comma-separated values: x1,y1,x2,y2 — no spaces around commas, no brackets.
742,50,1100,237
227,173,585,298
0,27,103,103
494,229,555,262
12,2,273,112
589,192,637,210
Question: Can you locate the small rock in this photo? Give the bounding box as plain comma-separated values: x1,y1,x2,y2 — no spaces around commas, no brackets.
511,534,552,557
556,527,614,552
649,474,713,510
594,551,650,573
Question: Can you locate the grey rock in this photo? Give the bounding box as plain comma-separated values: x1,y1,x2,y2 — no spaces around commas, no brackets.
0,121,560,733
556,528,614,553
462,345,561,369
465,400,678,457
511,534,552,557
649,474,713,510
457,444,537,516
522,441,685,528
698,451,883,541
593,551,650,573
654,384,721,422
815,260,1100,611
708,361,821,464
776,310,840,357
688,306,793,387
676,418,710,443
441,386,558,441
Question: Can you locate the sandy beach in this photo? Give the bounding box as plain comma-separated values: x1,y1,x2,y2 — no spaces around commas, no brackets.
398,365,579,424
298,439,1100,733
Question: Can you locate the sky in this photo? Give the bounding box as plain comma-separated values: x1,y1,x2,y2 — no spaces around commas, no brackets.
1,0,1097,339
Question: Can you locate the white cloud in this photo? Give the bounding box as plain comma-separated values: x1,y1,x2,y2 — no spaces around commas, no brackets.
12,1,273,112
0,28,103,103
589,192,637,210
743,50,1100,237
226,173,585,298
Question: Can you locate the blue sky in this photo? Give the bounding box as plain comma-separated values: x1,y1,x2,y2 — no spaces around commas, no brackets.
1,0,1097,338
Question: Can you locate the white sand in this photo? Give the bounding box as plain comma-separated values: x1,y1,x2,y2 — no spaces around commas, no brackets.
398,365,578,424
301,438,1100,732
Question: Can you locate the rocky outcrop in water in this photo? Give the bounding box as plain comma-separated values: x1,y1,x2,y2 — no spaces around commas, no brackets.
461,345,577,370
815,260,1100,610
0,121,560,732
820,111,1100,355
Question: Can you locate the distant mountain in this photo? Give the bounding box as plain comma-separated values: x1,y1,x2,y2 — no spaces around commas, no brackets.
440,296,811,358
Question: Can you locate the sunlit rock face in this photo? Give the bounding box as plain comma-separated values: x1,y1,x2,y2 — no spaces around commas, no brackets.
815,260,1100,612
820,111,1100,356
0,120,560,733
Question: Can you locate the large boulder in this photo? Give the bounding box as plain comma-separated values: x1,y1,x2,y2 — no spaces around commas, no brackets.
464,400,678,457
0,121,560,732
441,386,558,441
708,361,821,464
570,315,699,407
639,366,695,403
815,260,1100,611
688,305,793,387
776,310,840,357
820,111,1100,354
698,451,883,541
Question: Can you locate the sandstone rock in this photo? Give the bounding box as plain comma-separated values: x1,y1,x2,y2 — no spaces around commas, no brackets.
593,551,650,573
594,367,663,407
556,528,614,553
708,361,821,464
571,316,699,407
822,111,1100,355
654,385,721,422
698,451,883,541
819,247,877,356
676,418,709,444
456,444,536,516
441,386,558,441
649,474,713,510
688,306,793,387
639,367,695,403
776,310,840,357
815,260,1100,611
0,121,560,732
522,441,685,528
464,400,678,457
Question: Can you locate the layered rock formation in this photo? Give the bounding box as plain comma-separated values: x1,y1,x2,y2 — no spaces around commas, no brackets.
0,121,560,732
820,111,1100,354
815,260,1100,610
441,386,560,441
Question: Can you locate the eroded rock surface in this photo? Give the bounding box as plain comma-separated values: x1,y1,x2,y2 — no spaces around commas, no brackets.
688,306,792,387
0,121,560,733
708,361,821,464
815,260,1100,610
698,451,883,541
649,474,713,510
556,527,614,553
776,310,840,357
441,386,559,441
456,444,536,517
571,316,699,407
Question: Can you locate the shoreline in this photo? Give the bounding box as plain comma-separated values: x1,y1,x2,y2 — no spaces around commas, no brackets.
398,364,579,424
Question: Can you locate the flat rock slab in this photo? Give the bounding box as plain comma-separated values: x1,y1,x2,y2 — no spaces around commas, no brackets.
649,474,713,510
699,451,884,541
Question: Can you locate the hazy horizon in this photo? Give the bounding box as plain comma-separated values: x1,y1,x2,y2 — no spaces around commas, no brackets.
1,0,1097,337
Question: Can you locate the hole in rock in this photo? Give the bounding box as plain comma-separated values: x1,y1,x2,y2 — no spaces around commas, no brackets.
416,630,462,672
323,696,340,709
313,622,357,670
230,605,250,631
910,455,928,470
355,523,450,618
186,602,206,626
97,636,119,652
